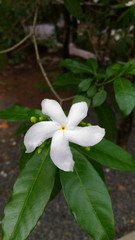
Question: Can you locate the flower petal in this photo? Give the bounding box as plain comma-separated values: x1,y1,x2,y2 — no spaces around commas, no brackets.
24,121,59,153
65,126,105,146
50,131,74,172
41,99,67,125
67,102,88,128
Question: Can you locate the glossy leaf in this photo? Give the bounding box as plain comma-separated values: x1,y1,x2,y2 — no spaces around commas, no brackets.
79,79,92,92
2,147,56,240
106,63,124,78
72,144,104,180
0,105,43,121
60,148,115,240
114,77,135,115
95,103,117,141
73,95,91,106
126,59,135,75
15,121,32,135
88,138,135,171
49,170,62,201
87,85,97,97
19,148,34,171
64,0,83,19
93,87,107,107
60,59,94,74
86,59,98,75
53,72,82,88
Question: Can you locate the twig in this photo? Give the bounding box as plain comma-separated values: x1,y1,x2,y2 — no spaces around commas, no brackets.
0,5,38,54
0,33,32,54
32,8,74,104
32,9,62,102
60,96,74,105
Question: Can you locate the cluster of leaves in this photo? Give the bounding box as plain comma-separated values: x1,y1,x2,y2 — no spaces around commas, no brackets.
64,0,135,61
64,0,131,62
54,58,135,141
0,103,135,240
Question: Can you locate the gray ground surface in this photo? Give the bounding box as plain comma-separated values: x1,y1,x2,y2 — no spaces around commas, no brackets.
0,96,135,240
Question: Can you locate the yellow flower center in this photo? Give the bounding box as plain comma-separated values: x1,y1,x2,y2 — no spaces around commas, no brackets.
60,125,67,131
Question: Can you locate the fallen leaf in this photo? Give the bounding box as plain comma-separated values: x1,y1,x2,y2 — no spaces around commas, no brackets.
0,121,9,129
117,183,127,192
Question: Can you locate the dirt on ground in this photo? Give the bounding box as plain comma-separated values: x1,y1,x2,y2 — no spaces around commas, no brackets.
0,51,74,108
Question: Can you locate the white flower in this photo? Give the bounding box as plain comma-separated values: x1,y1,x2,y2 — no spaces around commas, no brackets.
110,29,116,36
129,25,134,31
114,34,121,41
125,1,135,6
24,99,105,172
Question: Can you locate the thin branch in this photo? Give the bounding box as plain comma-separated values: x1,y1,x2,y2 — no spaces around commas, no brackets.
33,35,75,105
32,9,62,102
32,8,74,104
32,6,39,31
0,6,38,54
0,33,32,54
33,36,62,102
60,96,74,105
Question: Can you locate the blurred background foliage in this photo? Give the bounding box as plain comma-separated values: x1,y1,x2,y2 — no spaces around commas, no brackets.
1,0,135,61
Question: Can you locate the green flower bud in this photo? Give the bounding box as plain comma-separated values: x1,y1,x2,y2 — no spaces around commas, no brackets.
85,146,91,151
37,148,42,154
30,116,37,123
87,123,91,126
39,116,45,121
80,121,87,126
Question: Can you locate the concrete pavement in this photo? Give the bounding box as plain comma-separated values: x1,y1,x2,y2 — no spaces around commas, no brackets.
118,231,135,240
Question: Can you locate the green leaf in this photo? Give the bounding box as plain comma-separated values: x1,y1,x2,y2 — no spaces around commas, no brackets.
2,147,56,240
96,71,106,81
112,3,127,9
87,85,97,97
19,143,34,171
60,59,94,74
126,59,135,75
49,170,61,201
79,79,92,92
73,95,91,106
0,105,43,121
53,72,82,88
86,59,98,75
88,138,135,171
93,87,107,107
106,61,134,79
124,59,135,74
114,77,135,115
106,63,123,78
15,122,31,135
72,144,104,180
64,0,83,19
95,103,117,141
60,148,115,240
